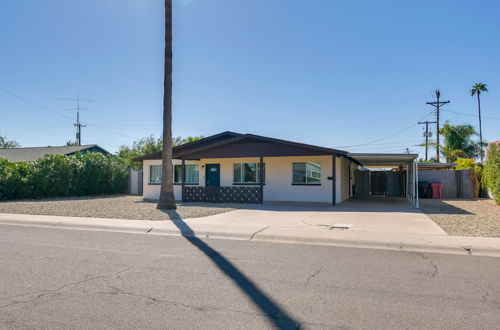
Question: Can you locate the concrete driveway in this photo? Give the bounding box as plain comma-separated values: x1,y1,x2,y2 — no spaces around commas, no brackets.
190,198,447,236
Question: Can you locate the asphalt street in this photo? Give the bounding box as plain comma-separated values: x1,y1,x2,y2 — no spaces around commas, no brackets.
0,224,499,330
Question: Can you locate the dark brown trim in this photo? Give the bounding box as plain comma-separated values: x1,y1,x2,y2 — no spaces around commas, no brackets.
148,182,161,185
233,183,265,186
259,156,264,203
134,131,349,161
174,183,199,186
291,183,322,186
181,159,185,202
176,134,348,160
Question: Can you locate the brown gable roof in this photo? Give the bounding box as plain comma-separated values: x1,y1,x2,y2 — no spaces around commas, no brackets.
134,132,347,161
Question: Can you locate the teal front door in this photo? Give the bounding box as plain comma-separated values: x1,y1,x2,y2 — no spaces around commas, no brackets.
205,164,220,187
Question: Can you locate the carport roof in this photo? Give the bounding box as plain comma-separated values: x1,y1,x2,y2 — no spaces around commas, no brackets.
347,153,418,167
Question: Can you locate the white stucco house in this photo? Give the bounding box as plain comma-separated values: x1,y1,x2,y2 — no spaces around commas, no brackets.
135,132,420,206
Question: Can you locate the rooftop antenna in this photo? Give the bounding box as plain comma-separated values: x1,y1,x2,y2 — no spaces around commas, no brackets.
57,91,93,145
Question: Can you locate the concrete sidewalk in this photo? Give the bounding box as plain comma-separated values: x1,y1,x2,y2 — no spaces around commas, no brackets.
1,212,500,257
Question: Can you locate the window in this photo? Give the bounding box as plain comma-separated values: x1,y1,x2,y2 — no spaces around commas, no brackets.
149,164,199,184
174,164,199,184
233,163,264,184
293,162,321,184
149,165,162,184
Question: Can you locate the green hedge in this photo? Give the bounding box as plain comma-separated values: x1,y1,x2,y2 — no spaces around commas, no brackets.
483,143,500,204
0,152,128,200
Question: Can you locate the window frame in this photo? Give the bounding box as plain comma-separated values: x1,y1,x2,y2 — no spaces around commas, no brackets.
174,164,199,185
232,162,265,185
148,164,200,185
149,165,162,184
292,162,322,185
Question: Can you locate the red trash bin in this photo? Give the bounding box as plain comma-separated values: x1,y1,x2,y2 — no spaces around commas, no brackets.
431,182,442,199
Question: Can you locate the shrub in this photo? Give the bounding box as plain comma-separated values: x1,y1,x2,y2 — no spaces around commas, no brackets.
455,158,482,198
0,152,128,200
483,143,500,204
455,158,475,170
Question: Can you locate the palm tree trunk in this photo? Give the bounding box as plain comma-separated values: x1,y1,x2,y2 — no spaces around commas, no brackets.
157,0,176,210
477,93,483,162
477,93,483,161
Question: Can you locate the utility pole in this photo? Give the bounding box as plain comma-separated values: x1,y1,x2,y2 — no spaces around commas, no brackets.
58,92,93,146
418,120,436,161
426,90,449,162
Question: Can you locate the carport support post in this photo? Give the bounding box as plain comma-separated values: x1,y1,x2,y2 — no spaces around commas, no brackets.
259,156,264,204
181,159,185,203
405,163,409,200
414,159,420,208
332,155,336,206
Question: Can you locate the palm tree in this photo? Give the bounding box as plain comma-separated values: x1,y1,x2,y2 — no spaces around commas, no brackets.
157,0,176,210
439,121,482,162
470,82,488,161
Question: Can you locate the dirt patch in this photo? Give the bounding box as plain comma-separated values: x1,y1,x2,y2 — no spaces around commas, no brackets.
420,199,500,237
0,195,238,220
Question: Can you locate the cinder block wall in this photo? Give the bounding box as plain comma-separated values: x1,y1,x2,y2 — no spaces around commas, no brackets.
418,169,473,199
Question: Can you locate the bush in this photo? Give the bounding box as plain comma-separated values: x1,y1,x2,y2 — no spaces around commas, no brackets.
483,143,500,204
0,152,128,200
455,158,475,170
455,158,483,199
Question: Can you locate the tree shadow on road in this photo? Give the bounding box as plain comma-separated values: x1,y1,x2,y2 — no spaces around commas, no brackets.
161,210,300,330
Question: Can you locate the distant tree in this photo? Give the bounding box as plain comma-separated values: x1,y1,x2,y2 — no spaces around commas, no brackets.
470,82,488,161
173,136,204,146
117,135,162,170
439,121,484,162
117,135,203,169
66,140,79,146
0,135,20,148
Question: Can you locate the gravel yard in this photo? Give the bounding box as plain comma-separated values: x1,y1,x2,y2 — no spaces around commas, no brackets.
0,195,238,220
420,199,500,237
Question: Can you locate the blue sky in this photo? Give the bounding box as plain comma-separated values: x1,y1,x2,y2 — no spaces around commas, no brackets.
1,0,499,156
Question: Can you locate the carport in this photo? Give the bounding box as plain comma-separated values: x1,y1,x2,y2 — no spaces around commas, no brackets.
348,153,420,208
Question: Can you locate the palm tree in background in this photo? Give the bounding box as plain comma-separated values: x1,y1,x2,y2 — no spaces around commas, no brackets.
439,121,482,162
157,0,176,209
470,82,488,161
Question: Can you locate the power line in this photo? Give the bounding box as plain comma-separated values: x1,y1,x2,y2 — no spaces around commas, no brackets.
0,87,138,141
0,87,74,121
442,109,500,121
333,110,435,148
86,124,139,140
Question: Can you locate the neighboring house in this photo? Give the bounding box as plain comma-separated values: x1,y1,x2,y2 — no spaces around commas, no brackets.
135,132,420,205
0,145,109,162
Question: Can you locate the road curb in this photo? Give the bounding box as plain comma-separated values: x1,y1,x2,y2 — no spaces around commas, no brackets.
251,232,500,257
1,217,500,257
